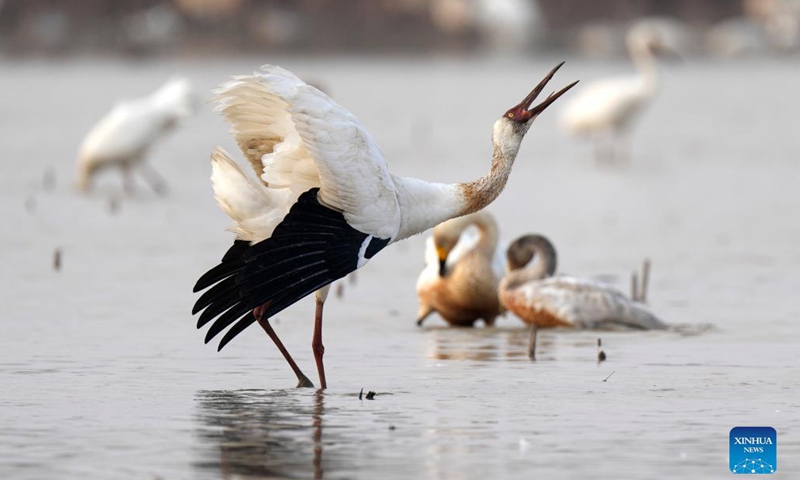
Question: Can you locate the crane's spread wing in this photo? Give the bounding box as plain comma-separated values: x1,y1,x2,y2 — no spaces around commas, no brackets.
213,65,400,240
513,276,666,330
193,188,390,350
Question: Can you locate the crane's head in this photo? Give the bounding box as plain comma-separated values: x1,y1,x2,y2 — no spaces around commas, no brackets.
503,62,579,128
627,25,681,61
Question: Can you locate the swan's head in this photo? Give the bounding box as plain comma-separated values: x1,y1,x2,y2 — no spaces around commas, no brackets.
153,77,199,119
506,234,557,277
627,25,680,61
433,229,460,277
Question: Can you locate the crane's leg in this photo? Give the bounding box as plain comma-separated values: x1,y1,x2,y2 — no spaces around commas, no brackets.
312,286,331,389
527,324,538,360
121,162,136,196
254,304,314,388
140,163,168,196
615,131,632,167
593,134,614,166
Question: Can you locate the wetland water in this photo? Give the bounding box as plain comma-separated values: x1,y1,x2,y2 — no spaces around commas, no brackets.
1,57,799,479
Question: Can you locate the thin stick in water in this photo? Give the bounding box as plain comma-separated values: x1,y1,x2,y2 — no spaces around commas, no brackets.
641,258,651,303
631,271,639,301
53,248,62,271
597,338,606,365
602,370,615,382
43,167,56,191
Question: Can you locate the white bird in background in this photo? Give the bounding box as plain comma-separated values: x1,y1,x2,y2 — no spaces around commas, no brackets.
416,210,506,327
499,235,667,360
193,64,577,389
76,77,196,194
560,24,677,166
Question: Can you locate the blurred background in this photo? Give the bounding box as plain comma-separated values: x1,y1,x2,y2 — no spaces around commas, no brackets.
2,0,800,57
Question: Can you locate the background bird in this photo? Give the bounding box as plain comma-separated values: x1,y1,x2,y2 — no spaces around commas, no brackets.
76,77,196,194
560,24,678,166
193,63,577,388
499,234,667,360
416,210,506,327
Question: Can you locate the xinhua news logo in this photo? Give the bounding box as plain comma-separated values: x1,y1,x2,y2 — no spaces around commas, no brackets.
730,427,777,474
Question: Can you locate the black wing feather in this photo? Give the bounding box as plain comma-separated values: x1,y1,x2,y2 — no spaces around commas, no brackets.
193,188,390,350
192,276,237,315
217,313,257,351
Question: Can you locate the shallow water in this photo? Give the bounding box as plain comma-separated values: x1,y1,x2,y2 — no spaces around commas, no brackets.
1,56,800,479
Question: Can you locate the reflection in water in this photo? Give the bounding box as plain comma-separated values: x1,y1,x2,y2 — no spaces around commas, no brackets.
194,389,329,479
425,326,557,361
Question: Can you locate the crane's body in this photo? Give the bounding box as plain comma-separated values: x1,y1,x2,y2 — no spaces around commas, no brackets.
560,25,672,165
499,235,666,359
560,75,653,137
194,64,577,388
77,77,195,194
416,211,506,327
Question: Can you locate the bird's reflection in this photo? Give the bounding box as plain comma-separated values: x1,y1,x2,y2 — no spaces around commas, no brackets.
425,326,556,361
194,388,329,479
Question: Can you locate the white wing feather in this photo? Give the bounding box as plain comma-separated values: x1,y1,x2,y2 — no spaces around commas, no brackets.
210,148,290,242
211,65,400,241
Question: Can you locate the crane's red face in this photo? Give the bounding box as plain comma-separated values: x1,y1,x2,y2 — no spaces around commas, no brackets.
504,62,578,124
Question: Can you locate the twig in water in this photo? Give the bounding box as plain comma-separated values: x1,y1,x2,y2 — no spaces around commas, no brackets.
597,338,606,365
53,248,62,271
641,258,651,303
602,370,615,382
359,388,363,400
24,196,36,213
107,196,121,215
631,271,639,301
43,167,56,191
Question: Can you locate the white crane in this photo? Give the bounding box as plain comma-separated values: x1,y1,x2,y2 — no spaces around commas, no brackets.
560,25,676,165
498,234,667,360
76,77,196,194
193,64,577,388
416,210,506,327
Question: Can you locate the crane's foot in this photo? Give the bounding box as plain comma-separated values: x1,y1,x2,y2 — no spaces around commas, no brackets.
296,374,315,388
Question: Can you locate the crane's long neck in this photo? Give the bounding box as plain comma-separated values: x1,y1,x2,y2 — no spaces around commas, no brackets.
392,119,524,242
630,45,659,95
458,140,518,216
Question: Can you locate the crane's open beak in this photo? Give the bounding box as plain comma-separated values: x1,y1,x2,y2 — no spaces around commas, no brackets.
513,62,579,121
